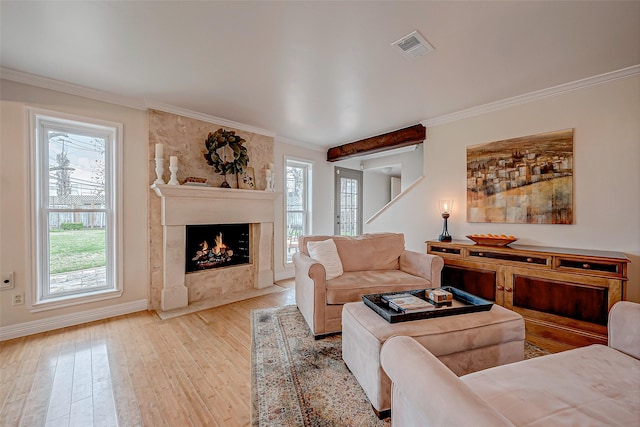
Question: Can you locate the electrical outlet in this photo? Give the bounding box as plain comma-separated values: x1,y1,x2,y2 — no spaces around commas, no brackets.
12,292,24,306
1,272,14,290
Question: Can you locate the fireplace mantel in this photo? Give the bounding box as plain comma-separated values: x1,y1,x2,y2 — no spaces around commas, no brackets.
151,184,280,226
151,183,280,201
150,183,281,311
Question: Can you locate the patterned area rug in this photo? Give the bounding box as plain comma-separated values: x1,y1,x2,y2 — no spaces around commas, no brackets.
251,305,549,427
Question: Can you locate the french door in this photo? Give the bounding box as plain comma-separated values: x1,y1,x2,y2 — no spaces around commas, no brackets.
334,167,362,236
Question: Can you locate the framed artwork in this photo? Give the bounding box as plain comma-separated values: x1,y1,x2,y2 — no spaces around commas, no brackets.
238,167,256,190
467,129,574,224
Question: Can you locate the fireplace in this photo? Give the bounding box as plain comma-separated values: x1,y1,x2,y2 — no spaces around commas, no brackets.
186,224,250,272
151,184,278,311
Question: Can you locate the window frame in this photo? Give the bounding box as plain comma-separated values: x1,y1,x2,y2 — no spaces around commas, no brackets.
284,157,313,265
28,108,124,311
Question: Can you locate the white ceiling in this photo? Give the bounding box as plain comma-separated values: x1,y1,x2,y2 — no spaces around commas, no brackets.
1,1,639,148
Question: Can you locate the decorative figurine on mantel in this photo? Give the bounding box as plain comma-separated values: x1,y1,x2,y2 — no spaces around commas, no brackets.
168,156,179,185
204,128,249,188
263,163,275,191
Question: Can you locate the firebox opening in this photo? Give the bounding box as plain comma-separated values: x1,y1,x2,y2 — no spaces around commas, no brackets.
185,224,250,273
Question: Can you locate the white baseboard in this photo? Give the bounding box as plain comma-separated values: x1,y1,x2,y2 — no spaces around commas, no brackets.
0,299,148,341
275,270,294,282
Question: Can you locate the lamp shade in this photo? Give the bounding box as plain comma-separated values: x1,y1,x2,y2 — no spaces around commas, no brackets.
439,199,453,215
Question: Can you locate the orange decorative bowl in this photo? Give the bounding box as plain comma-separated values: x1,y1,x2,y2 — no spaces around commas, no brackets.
466,235,518,247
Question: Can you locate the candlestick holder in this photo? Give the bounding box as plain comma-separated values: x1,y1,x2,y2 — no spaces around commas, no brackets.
439,212,452,242
438,199,453,242
168,165,179,185
154,158,165,184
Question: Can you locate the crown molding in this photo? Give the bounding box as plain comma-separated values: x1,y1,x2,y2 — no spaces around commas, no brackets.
4,64,638,143
0,67,277,137
275,135,326,152
423,64,640,127
146,102,277,138
0,67,148,110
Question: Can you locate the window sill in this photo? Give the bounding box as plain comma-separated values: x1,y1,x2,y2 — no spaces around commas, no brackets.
30,288,123,313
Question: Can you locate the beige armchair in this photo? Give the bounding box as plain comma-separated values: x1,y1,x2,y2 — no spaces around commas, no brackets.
293,233,444,337
381,301,640,426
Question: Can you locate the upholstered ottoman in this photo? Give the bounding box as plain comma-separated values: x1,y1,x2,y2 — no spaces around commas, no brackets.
341,301,525,417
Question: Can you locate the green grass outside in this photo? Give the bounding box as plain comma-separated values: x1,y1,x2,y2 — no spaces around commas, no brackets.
49,229,106,274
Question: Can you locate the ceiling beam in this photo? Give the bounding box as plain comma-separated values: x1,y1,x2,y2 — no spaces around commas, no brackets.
326,124,426,162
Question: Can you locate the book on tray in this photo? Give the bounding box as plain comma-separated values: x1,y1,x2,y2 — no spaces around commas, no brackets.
428,288,453,305
381,293,435,313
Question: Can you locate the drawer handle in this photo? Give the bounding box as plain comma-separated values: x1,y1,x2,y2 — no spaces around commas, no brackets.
505,288,513,293
583,263,591,269
496,286,504,291
478,252,484,257
441,248,447,253
526,258,533,263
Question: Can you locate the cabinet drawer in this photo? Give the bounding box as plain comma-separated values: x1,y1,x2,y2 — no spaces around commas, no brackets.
469,250,549,266
555,257,626,278
429,245,462,256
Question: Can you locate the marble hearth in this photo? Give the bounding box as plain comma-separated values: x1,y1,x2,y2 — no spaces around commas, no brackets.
151,184,279,311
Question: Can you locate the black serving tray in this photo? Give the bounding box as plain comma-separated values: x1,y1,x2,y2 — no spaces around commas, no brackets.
362,286,493,323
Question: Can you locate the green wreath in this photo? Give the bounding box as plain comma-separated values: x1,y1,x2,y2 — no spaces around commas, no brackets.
204,128,249,176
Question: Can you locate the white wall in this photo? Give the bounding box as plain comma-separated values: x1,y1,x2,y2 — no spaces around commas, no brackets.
363,171,391,221
366,75,640,303
400,144,423,192
0,80,149,331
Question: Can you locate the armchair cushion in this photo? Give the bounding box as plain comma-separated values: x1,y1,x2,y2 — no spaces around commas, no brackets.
325,270,429,304
307,238,343,280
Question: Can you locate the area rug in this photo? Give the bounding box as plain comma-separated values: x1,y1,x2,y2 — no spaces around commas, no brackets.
251,305,549,426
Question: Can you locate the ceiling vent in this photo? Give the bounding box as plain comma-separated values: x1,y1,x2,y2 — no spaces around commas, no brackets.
391,30,434,59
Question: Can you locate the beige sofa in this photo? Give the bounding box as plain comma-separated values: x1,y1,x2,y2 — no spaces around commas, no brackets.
293,233,444,337
381,300,640,426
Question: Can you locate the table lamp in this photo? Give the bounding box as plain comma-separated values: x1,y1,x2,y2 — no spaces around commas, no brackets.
438,199,453,242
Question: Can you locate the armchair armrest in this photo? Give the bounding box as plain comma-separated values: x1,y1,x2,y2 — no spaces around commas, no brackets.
293,252,328,336
381,336,513,427
608,301,640,359
399,250,444,287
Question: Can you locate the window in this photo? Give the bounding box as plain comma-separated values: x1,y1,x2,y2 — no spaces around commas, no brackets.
285,159,312,263
29,109,122,309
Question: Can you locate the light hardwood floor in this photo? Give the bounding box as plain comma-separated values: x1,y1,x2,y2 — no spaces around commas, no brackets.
0,280,296,427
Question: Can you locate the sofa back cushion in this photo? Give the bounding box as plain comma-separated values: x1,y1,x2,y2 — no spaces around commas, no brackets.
300,233,404,272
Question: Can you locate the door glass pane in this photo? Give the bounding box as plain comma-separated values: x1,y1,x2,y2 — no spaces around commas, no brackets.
48,212,107,295
47,131,106,209
340,176,359,235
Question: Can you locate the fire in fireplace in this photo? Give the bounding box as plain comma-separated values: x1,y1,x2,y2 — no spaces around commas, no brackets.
185,224,250,273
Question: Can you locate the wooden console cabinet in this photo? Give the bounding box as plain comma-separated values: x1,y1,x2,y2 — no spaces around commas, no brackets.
426,240,629,353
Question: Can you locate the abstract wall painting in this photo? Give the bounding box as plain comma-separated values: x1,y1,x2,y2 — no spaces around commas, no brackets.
467,129,574,224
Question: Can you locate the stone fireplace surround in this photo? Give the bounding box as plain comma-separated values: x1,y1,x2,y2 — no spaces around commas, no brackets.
152,183,279,312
